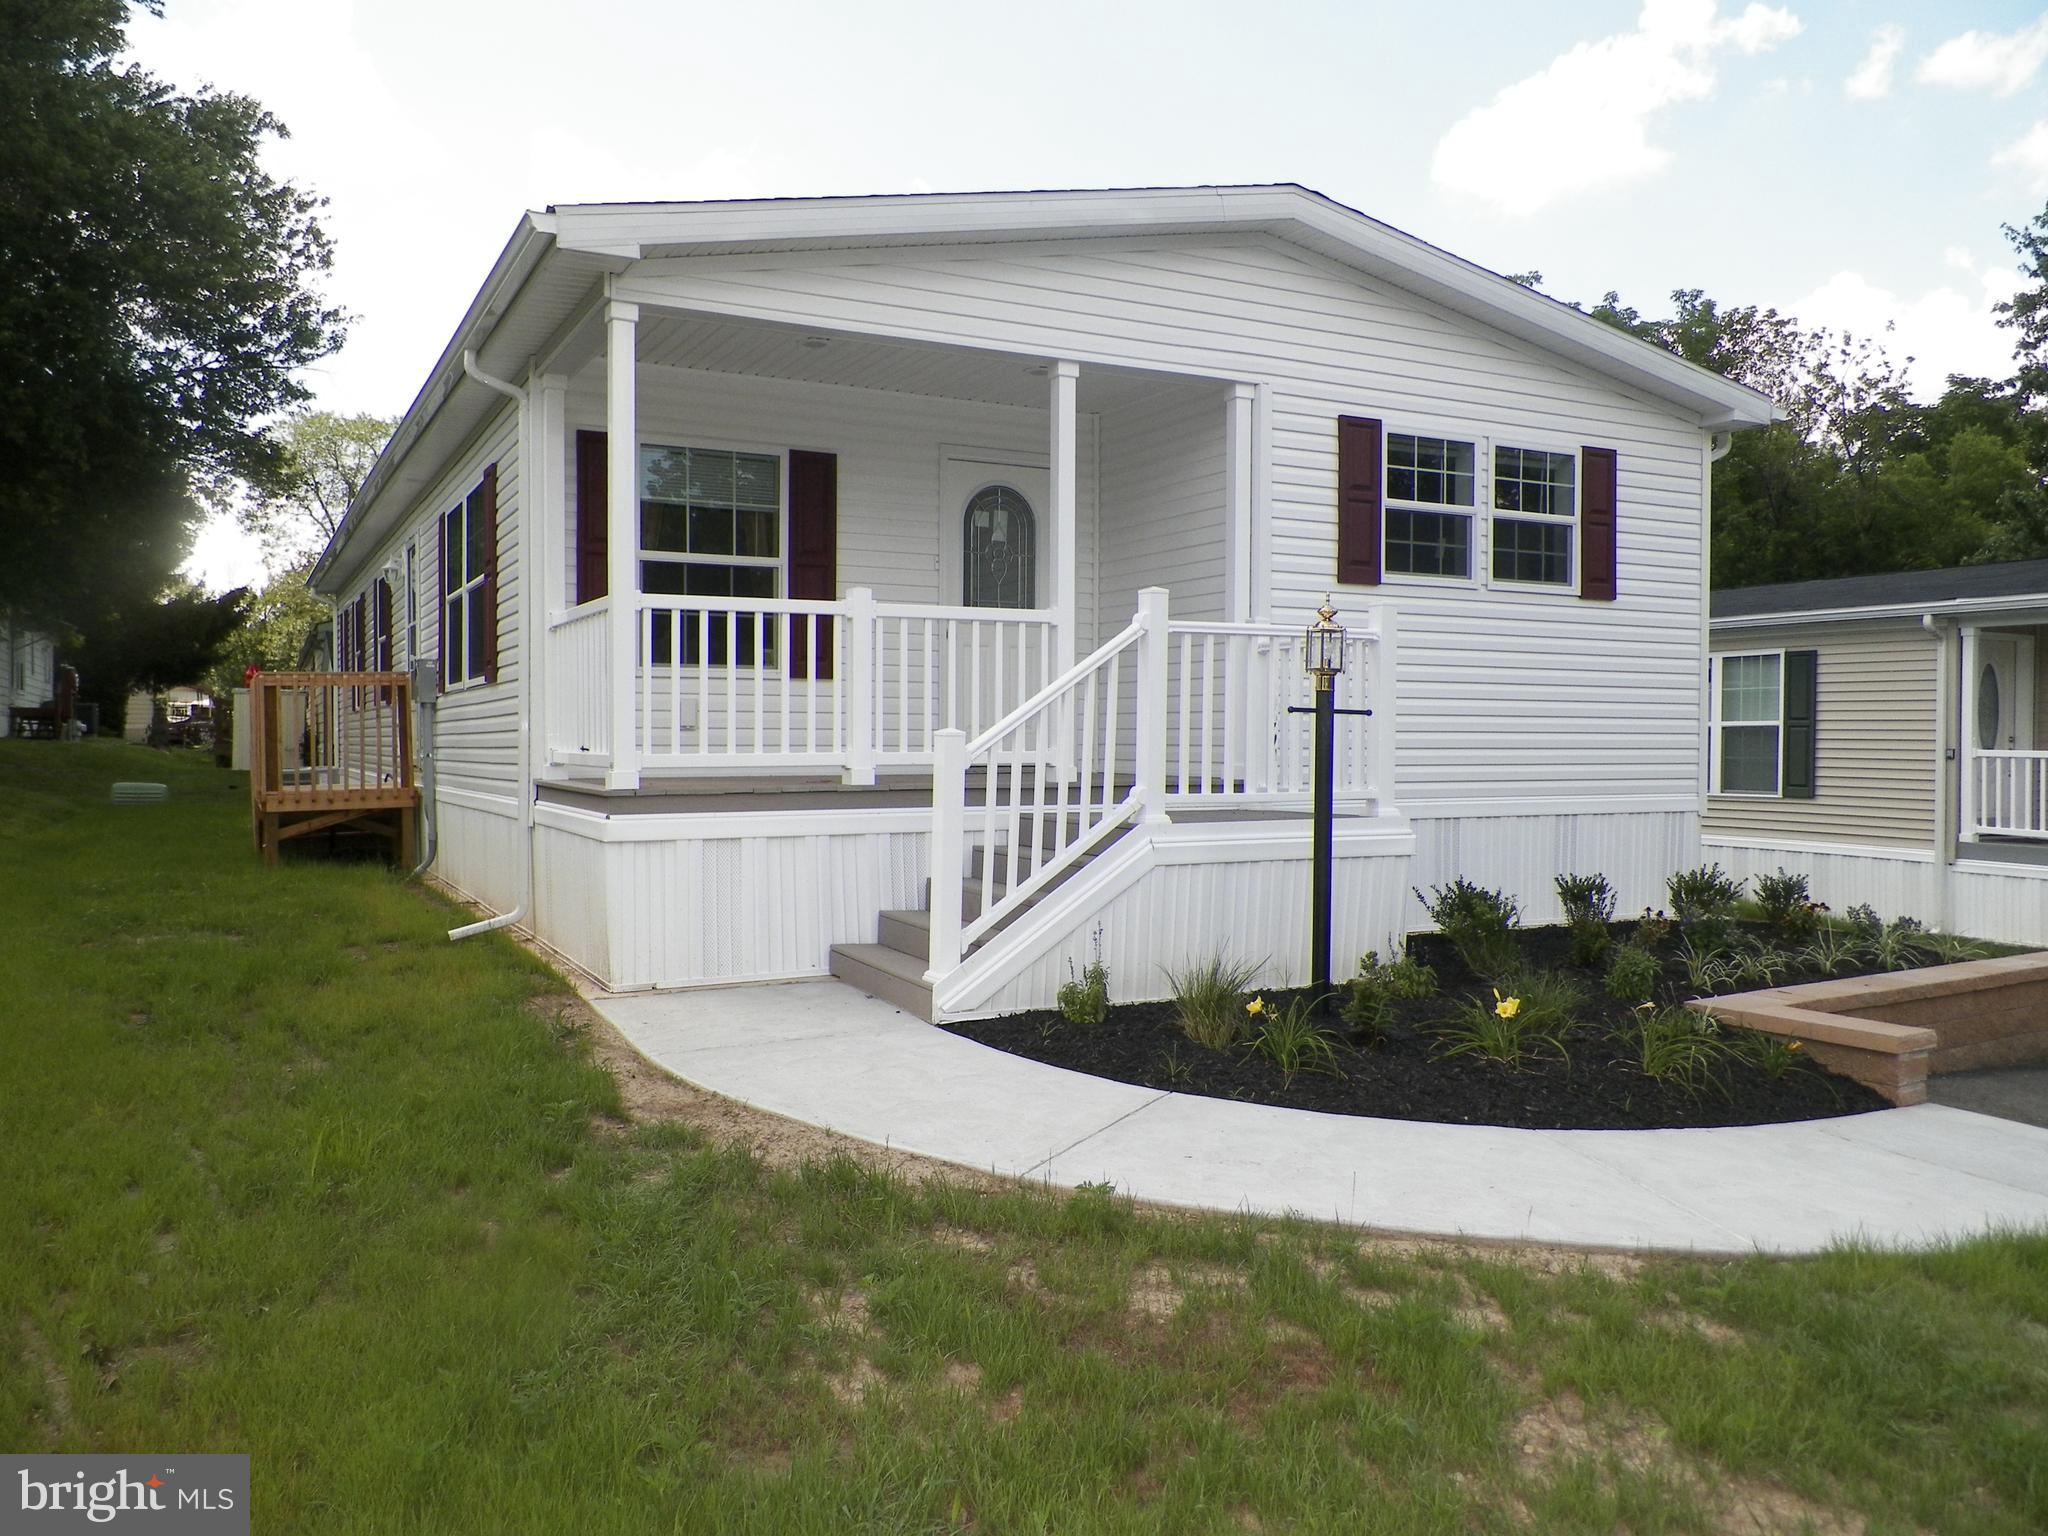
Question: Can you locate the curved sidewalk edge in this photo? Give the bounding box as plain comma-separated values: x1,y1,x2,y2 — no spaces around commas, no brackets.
587,979,2048,1256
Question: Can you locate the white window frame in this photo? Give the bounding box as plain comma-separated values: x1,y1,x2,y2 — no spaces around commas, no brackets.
634,438,787,668
1488,440,1579,590
441,483,490,690
1709,649,1786,798
1380,422,1482,587
403,540,419,667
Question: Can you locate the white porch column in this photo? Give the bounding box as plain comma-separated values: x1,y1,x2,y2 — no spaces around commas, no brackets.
1134,586,1171,824
1224,383,1255,622
605,299,640,791
1959,624,1979,841
1050,360,1079,679
535,375,569,621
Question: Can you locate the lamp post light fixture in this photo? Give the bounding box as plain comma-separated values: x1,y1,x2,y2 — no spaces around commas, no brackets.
1288,596,1368,1010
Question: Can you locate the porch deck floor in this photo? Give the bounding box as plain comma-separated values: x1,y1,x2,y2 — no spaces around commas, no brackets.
587,980,2048,1256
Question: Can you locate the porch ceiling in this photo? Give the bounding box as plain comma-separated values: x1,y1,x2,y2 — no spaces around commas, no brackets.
634,311,1219,412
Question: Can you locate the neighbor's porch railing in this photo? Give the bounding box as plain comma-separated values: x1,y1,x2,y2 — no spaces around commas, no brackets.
543,588,1055,778
1967,749,2048,841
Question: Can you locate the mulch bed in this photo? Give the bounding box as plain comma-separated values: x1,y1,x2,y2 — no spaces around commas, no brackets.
941,922,1897,1131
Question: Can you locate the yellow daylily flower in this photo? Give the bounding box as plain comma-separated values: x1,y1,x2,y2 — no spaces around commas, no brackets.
1492,989,1521,1020
1245,996,1265,1016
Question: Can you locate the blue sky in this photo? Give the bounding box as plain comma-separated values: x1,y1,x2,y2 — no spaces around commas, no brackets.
134,1,2048,588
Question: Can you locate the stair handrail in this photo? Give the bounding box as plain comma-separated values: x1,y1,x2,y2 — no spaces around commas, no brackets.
927,588,1170,982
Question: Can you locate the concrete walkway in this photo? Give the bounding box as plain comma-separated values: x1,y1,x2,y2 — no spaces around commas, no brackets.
590,979,2048,1256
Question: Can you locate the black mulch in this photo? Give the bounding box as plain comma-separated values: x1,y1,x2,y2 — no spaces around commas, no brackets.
941,922,1897,1131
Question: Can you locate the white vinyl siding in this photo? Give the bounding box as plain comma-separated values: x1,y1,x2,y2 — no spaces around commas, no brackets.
1097,381,1228,626
1704,622,1939,850
613,235,1711,807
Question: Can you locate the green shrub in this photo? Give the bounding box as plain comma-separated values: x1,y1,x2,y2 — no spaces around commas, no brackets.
1753,868,1823,942
1862,916,1934,972
1629,1006,1733,1093
1342,950,1437,1039
1666,864,1745,924
1497,968,1584,1036
1554,872,1617,966
1434,986,1564,1069
1249,996,1343,1082
1632,908,1675,950
1415,878,1522,981
1056,950,1110,1027
1604,942,1660,1004
1164,954,1263,1049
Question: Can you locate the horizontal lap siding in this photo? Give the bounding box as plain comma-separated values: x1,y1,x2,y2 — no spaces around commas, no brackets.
345,405,523,800
1097,385,1227,627
625,237,1710,808
564,367,1099,643
1704,622,1938,849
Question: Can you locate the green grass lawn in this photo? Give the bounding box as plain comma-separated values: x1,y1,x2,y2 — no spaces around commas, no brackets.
3,739,2045,1534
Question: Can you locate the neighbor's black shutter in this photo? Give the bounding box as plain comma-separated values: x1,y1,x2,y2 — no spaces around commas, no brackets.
575,430,608,603
373,578,393,672
1581,446,1617,601
1782,649,1817,799
1335,416,1383,586
786,449,838,679
477,464,500,684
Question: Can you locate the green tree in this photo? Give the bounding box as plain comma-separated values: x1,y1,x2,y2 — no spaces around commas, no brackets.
203,564,329,701
71,581,250,729
228,411,396,571
0,0,345,630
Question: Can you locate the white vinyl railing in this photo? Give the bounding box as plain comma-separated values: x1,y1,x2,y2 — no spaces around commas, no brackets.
926,590,1166,976
1164,614,1391,807
868,601,1056,764
636,595,849,768
1967,750,2048,840
545,600,612,762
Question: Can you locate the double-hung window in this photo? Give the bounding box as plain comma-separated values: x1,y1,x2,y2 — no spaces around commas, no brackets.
1491,446,1576,586
1384,432,1476,578
639,444,782,665
442,484,490,686
1712,652,1783,795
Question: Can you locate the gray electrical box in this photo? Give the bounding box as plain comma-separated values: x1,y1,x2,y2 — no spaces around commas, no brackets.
411,658,439,704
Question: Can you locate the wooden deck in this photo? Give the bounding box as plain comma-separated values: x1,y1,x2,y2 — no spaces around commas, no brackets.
247,671,421,866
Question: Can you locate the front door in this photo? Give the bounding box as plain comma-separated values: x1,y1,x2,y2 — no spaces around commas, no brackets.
939,452,1049,611
1974,634,2035,753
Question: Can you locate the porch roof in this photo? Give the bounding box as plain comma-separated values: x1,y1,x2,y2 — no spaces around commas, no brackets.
315,183,1780,594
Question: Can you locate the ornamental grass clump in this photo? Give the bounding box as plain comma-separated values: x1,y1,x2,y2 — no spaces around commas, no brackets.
1436,987,1563,1069
1496,968,1583,1037
1740,1030,1808,1080
1665,864,1745,925
1056,941,1110,1027
1342,949,1437,1038
1628,1005,1733,1093
1165,954,1263,1049
1248,996,1343,1083
1415,879,1522,982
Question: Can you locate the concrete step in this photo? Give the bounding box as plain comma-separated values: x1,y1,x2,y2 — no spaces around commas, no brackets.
827,942,934,1021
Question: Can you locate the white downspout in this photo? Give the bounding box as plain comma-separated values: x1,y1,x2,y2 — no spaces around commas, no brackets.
449,348,537,942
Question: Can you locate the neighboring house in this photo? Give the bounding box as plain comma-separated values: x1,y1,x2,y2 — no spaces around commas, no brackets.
1707,560,2048,946
2,621,59,737
123,686,214,744
309,184,1774,1017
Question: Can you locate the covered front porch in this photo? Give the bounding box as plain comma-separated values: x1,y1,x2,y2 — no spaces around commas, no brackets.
1961,623,2048,844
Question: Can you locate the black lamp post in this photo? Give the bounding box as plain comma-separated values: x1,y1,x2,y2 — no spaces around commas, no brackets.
1289,598,1369,1008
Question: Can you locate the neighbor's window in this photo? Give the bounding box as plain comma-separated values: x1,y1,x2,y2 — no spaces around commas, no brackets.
1492,446,1576,586
1384,432,1475,578
442,483,490,685
639,444,781,665
1714,652,1782,795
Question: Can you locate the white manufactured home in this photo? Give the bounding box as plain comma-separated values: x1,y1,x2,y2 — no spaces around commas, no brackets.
2,622,59,737
1707,561,2048,947
308,185,1774,1019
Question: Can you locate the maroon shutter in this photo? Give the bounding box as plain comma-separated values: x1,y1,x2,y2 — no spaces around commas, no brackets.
374,578,393,671
575,430,609,603
1335,416,1383,586
786,449,838,680
352,594,368,669
336,602,351,676
437,509,451,688
1581,446,1617,601
476,464,501,684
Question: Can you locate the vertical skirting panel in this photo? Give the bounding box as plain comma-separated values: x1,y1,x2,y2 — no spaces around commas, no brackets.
1409,809,1698,926
1703,839,1943,932
433,795,523,916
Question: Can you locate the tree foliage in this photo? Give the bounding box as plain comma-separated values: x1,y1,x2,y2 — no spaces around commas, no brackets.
70,581,250,728
0,0,346,630
202,564,329,701
226,410,397,572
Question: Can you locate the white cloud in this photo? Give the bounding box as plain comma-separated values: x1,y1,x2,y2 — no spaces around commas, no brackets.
1789,258,2019,399
1993,120,2048,193
1844,24,1904,100
1431,1,1803,214
1915,16,2048,97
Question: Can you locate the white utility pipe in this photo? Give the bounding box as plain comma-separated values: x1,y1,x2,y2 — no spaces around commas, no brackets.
448,348,537,942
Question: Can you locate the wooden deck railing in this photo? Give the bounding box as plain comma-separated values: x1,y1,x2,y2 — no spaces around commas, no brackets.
246,671,419,865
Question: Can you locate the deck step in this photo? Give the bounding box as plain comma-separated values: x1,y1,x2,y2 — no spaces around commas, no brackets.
827,942,934,1021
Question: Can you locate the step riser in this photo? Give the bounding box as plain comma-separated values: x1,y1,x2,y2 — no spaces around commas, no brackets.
827,946,934,1021
877,911,927,957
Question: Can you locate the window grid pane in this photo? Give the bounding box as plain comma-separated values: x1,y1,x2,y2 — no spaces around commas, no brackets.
1493,447,1576,517
637,444,783,664
1720,654,1781,724
1720,725,1780,794
1385,508,1471,578
1386,434,1476,508
1491,517,1571,584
